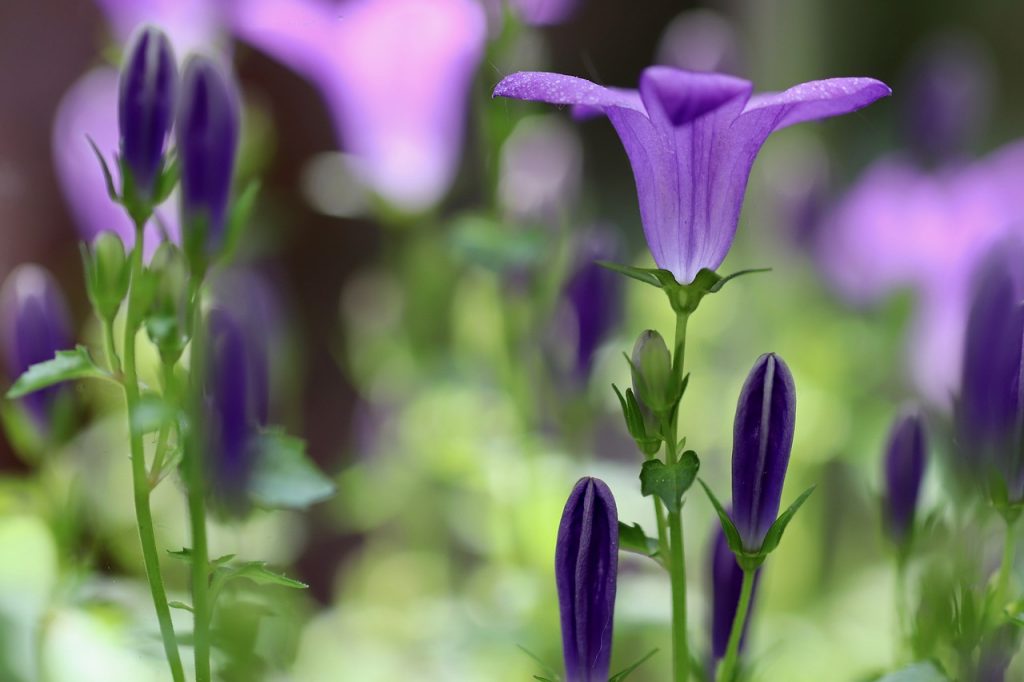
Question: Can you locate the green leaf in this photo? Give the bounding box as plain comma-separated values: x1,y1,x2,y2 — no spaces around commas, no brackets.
873,661,948,681
224,561,308,589
515,645,560,682
596,261,677,289
86,136,119,201
6,346,114,399
697,478,744,555
168,601,194,613
639,452,699,512
250,429,336,510
757,485,816,556
609,648,659,682
220,180,261,265
706,267,771,293
166,549,235,567
618,521,660,563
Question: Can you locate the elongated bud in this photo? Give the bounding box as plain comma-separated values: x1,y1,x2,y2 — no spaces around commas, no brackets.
118,25,177,200
631,329,673,413
177,56,239,258
84,232,130,323
709,522,758,666
732,353,796,551
881,410,927,544
203,307,268,516
0,266,73,428
555,477,618,682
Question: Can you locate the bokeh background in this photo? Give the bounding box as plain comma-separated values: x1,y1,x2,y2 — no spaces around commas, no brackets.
2,0,1024,679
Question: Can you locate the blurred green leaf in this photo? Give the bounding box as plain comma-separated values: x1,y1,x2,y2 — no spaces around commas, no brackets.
132,392,178,434
618,522,661,565
250,429,335,510
758,486,816,556
222,561,307,589
6,346,114,398
874,662,948,681
168,601,194,613
640,451,699,512
450,214,546,271
698,478,744,555
86,135,119,201
609,648,658,681
597,261,675,288
516,645,560,682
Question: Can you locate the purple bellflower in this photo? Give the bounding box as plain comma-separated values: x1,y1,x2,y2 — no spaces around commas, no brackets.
731,353,797,552
119,25,177,200
53,69,181,259
955,240,1024,501
94,0,229,57
231,0,486,213
881,410,928,544
709,522,759,667
0,266,74,429
493,68,889,284
555,476,618,682
176,55,240,252
203,306,269,515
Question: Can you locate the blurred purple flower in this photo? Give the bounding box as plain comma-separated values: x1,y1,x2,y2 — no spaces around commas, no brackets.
118,25,177,200
816,142,1024,404
53,68,180,259
231,0,486,213
955,240,1024,500
498,115,582,223
555,476,618,682
902,33,993,163
732,353,796,551
562,230,621,380
0,265,74,429
708,522,759,667
177,55,240,251
881,409,927,544
94,0,229,56
493,68,889,283
509,0,580,26
656,9,741,75
203,306,268,515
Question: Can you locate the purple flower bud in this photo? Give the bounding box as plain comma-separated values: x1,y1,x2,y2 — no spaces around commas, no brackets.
0,266,73,429
956,242,1024,499
562,231,621,380
203,307,267,515
177,56,239,251
555,477,618,682
118,25,177,199
731,353,797,552
709,522,758,666
881,410,927,544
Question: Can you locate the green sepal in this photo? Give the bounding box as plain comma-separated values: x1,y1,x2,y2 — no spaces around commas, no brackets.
516,645,560,682
612,384,661,455
596,261,678,289
86,136,119,202
609,649,659,682
640,451,699,512
618,521,662,566
249,428,336,510
81,234,130,323
152,151,179,205
697,478,744,555
168,601,194,613
6,346,115,398
757,485,816,556
990,477,1024,524
220,180,261,265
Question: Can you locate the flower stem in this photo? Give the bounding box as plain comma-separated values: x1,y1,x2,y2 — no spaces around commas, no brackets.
184,279,212,682
996,517,1018,603
103,316,121,376
122,228,185,682
717,568,755,682
666,311,690,682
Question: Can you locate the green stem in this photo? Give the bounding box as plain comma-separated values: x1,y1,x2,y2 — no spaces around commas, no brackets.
185,279,212,682
666,311,690,682
996,517,1018,603
123,229,186,682
894,554,908,664
103,316,121,376
717,569,755,682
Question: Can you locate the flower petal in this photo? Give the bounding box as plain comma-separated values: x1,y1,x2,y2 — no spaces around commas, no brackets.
736,77,891,138
638,66,750,128
493,71,645,115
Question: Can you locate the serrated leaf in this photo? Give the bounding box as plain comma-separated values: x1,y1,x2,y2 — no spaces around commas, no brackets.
618,521,660,562
640,451,699,512
250,429,335,510
225,561,307,589
6,346,114,398
596,261,677,288
697,478,744,555
168,601,194,613
86,136,119,201
757,485,816,555
609,648,658,682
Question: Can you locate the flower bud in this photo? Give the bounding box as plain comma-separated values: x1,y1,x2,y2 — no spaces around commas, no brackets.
144,243,189,364
118,25,177,200
177,56,240,256
709,522,759,667
562,230,620,381
555,477,618,682
202,307,268,516
731,353,796,552
881,410,927,545
84,232,130,322
0,265,73,429
630,329,674,413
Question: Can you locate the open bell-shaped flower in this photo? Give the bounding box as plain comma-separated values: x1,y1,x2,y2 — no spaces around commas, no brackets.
493,67,889,283
731,353,797,552
555,476,619,682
